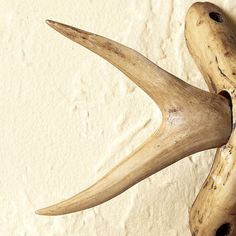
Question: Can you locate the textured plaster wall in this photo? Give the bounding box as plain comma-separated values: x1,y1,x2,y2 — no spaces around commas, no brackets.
1,0,236,235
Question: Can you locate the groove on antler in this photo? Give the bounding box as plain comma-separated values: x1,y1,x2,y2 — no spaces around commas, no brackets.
185,2,236,235
36,20,231,216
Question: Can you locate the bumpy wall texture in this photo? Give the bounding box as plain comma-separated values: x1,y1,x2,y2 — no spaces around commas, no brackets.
1,0,236,235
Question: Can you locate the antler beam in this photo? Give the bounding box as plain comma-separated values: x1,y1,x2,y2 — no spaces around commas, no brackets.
185,2,236,236
36,19,231,216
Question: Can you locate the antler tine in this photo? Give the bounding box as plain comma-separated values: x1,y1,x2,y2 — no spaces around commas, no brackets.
45,20,189,112
36,20,231,216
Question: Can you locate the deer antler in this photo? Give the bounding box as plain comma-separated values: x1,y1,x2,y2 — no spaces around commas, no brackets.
185,2,236,235
36,20,231,216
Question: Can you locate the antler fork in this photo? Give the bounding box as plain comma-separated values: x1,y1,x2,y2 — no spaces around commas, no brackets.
36,2,236,236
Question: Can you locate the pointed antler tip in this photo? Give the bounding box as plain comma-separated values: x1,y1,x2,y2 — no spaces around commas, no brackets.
45,19,81,40
45,19,62,29
35,209,43,215
35,208,54,216
46,19,54,25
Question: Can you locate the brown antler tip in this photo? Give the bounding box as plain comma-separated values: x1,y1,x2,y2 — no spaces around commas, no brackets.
46,19,56,26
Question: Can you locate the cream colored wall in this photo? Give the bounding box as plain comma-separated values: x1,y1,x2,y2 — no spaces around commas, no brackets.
1,0,236,235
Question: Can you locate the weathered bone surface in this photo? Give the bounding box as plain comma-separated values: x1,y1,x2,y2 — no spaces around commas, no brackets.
185,2,236,236
36,20,231,216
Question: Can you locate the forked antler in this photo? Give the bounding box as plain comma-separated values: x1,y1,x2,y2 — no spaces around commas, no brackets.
36,20,231,217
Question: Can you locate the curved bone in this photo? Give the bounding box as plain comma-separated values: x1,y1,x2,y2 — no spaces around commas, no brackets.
36,20,231,216
185,2,236,235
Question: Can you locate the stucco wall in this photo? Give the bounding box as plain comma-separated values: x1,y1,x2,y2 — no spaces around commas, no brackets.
1,0,236,235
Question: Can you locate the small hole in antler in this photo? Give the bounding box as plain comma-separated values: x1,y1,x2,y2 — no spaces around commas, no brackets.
216,223,231,236
219,90,232,108
219,90,233,130
209,12,223,23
